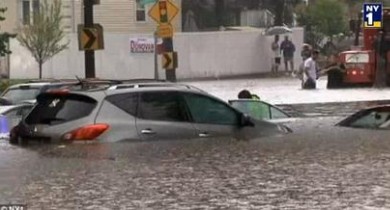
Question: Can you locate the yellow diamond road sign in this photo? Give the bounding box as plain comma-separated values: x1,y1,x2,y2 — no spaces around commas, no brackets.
148,0,179,24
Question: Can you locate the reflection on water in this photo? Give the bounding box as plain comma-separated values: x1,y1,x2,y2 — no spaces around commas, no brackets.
0,124,390,209
1,100,390,208
278,100,390,118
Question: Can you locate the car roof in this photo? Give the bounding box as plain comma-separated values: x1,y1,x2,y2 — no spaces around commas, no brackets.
7,82,51,89
6,81,79,89
39,82,215,102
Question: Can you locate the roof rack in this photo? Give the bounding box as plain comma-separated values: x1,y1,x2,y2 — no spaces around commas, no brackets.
28,79,62,83
71,78,169,90
41,78,205,93
28,78,79,83
107,82,206,93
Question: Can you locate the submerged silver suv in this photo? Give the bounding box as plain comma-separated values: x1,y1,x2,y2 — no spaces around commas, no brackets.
10,81,290,144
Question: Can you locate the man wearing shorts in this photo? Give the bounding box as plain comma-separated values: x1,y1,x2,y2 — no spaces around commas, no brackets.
271,35,281,73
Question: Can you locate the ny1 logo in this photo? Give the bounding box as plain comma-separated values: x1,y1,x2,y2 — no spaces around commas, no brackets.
363,3,383,28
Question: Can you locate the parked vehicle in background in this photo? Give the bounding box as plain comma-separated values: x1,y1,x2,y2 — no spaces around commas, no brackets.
337,8,390,87
336,105,390,129
0,80,78,105
10,80,291,145
0,104,34,139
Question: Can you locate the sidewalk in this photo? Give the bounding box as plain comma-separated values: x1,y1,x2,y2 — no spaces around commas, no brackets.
184,77,390,104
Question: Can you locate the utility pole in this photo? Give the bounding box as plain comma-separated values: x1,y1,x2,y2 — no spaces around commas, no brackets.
84,0,95,78
163,37,176,81
154,31,159,80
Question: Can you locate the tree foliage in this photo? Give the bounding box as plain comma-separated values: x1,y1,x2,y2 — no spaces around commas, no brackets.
17,0,68,79
296,0,348,52
0,7,16,56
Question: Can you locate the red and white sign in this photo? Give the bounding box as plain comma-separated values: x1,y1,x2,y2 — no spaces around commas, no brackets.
130,38,154,53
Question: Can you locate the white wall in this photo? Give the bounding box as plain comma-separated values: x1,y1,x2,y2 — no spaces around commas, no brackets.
9,28,304,80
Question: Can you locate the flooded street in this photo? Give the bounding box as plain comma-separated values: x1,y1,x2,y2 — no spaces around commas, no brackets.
1,126,390,209
0,99,390,209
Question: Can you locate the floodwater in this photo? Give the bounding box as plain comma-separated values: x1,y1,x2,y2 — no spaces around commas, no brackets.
0,116,389,209
1,82,390,209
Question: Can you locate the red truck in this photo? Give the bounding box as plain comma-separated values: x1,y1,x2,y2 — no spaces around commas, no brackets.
337,8,390,87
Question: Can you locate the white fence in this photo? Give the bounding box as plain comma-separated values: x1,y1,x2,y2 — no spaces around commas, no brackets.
9,28,304,80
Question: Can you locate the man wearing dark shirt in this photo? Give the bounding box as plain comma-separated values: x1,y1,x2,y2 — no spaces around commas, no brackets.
280,36,296,74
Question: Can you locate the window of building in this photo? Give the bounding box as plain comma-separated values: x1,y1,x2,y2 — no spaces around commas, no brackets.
21,0,40,25
136,0,146,22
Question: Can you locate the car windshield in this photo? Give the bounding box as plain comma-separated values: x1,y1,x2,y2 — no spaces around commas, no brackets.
1,87,41,104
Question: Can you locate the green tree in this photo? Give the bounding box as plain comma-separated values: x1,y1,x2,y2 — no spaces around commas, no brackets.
17,0,68,79
0,7,16,57
296,0,347,51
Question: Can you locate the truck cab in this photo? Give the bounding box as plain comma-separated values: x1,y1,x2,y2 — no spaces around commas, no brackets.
339,8,390,86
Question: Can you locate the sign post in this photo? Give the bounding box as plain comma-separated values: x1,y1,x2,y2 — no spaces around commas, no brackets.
148,0,179,82
79,0,103,78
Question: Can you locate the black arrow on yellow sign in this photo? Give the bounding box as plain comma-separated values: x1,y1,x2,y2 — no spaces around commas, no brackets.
163,53,172,69
78,24,104,51
162,52,178,69
84,29,97,49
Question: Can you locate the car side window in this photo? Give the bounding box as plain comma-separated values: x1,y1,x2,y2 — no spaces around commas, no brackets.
4,109,18,119
270,106,289,119
230,101,270,120
350,111,390,128
106,93,138,116
19,106,32,117
184,93,239,125
138,92,189,122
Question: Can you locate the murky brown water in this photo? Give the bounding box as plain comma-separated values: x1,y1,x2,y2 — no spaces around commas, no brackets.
0,102,389,209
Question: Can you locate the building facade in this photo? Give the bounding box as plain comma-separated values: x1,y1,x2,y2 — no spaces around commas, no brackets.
0,0,182,34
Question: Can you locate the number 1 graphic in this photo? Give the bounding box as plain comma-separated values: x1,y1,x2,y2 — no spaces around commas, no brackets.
366,12,373,26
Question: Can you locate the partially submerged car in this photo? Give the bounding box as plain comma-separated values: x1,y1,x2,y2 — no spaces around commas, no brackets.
0,80,78,105
10,80,291,145
336,105,390,129
0,104,34,138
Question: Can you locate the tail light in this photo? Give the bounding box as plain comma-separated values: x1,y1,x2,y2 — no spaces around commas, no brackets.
62,124,109,141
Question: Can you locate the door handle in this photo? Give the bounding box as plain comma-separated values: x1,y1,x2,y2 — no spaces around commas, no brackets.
141,129,156,135
198,132,210,138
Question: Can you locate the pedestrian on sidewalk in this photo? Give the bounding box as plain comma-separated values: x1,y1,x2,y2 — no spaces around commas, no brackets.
271,35,281,74
280,36,296,75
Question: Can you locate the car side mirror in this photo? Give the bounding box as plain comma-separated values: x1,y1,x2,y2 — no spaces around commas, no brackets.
240,113,254,127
